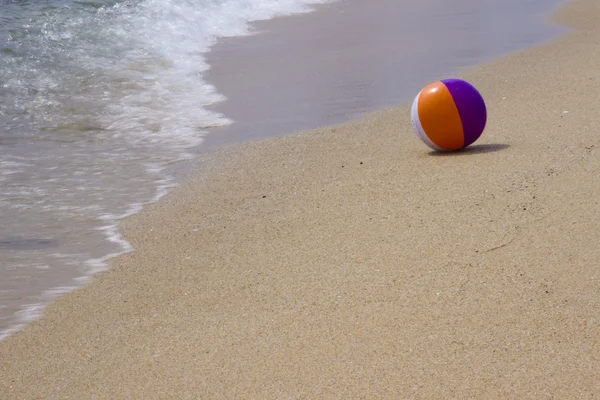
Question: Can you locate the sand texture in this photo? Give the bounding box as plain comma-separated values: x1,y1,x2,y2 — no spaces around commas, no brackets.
2,0,600,398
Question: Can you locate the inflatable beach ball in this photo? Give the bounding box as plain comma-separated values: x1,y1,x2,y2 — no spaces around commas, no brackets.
411,79,487,151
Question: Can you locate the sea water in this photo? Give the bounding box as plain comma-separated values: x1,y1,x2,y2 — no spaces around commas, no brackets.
0,0,332,340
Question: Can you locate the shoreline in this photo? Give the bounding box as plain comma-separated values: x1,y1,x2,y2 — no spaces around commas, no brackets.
0,0,332,341
0,0,567,340
201,0,567,148
2,0,600,397
165,0,570,193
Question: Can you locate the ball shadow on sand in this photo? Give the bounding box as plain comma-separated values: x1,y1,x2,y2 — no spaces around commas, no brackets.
428,143,510,156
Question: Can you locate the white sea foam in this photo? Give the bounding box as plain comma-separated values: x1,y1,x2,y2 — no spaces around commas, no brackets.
0,0,334,341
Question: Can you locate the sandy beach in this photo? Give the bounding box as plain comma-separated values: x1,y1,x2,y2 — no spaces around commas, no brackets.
2,0,600,398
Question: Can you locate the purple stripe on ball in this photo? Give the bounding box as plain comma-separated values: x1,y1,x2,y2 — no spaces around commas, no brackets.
442,79,487,147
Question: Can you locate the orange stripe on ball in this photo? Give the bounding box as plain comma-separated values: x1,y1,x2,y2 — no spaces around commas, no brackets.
417,81,464,150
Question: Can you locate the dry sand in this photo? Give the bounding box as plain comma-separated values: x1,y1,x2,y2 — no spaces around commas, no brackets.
2,0,600,398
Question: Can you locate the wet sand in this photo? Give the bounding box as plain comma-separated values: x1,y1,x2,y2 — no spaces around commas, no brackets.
2,0,600,398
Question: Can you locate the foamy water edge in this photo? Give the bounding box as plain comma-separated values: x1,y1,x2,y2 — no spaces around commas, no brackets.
0,0,334,342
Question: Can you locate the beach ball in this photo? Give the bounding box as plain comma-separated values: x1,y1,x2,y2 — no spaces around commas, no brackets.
411,78,487,151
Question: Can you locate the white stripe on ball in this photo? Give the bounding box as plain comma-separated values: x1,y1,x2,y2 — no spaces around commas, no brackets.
411,91,443,152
